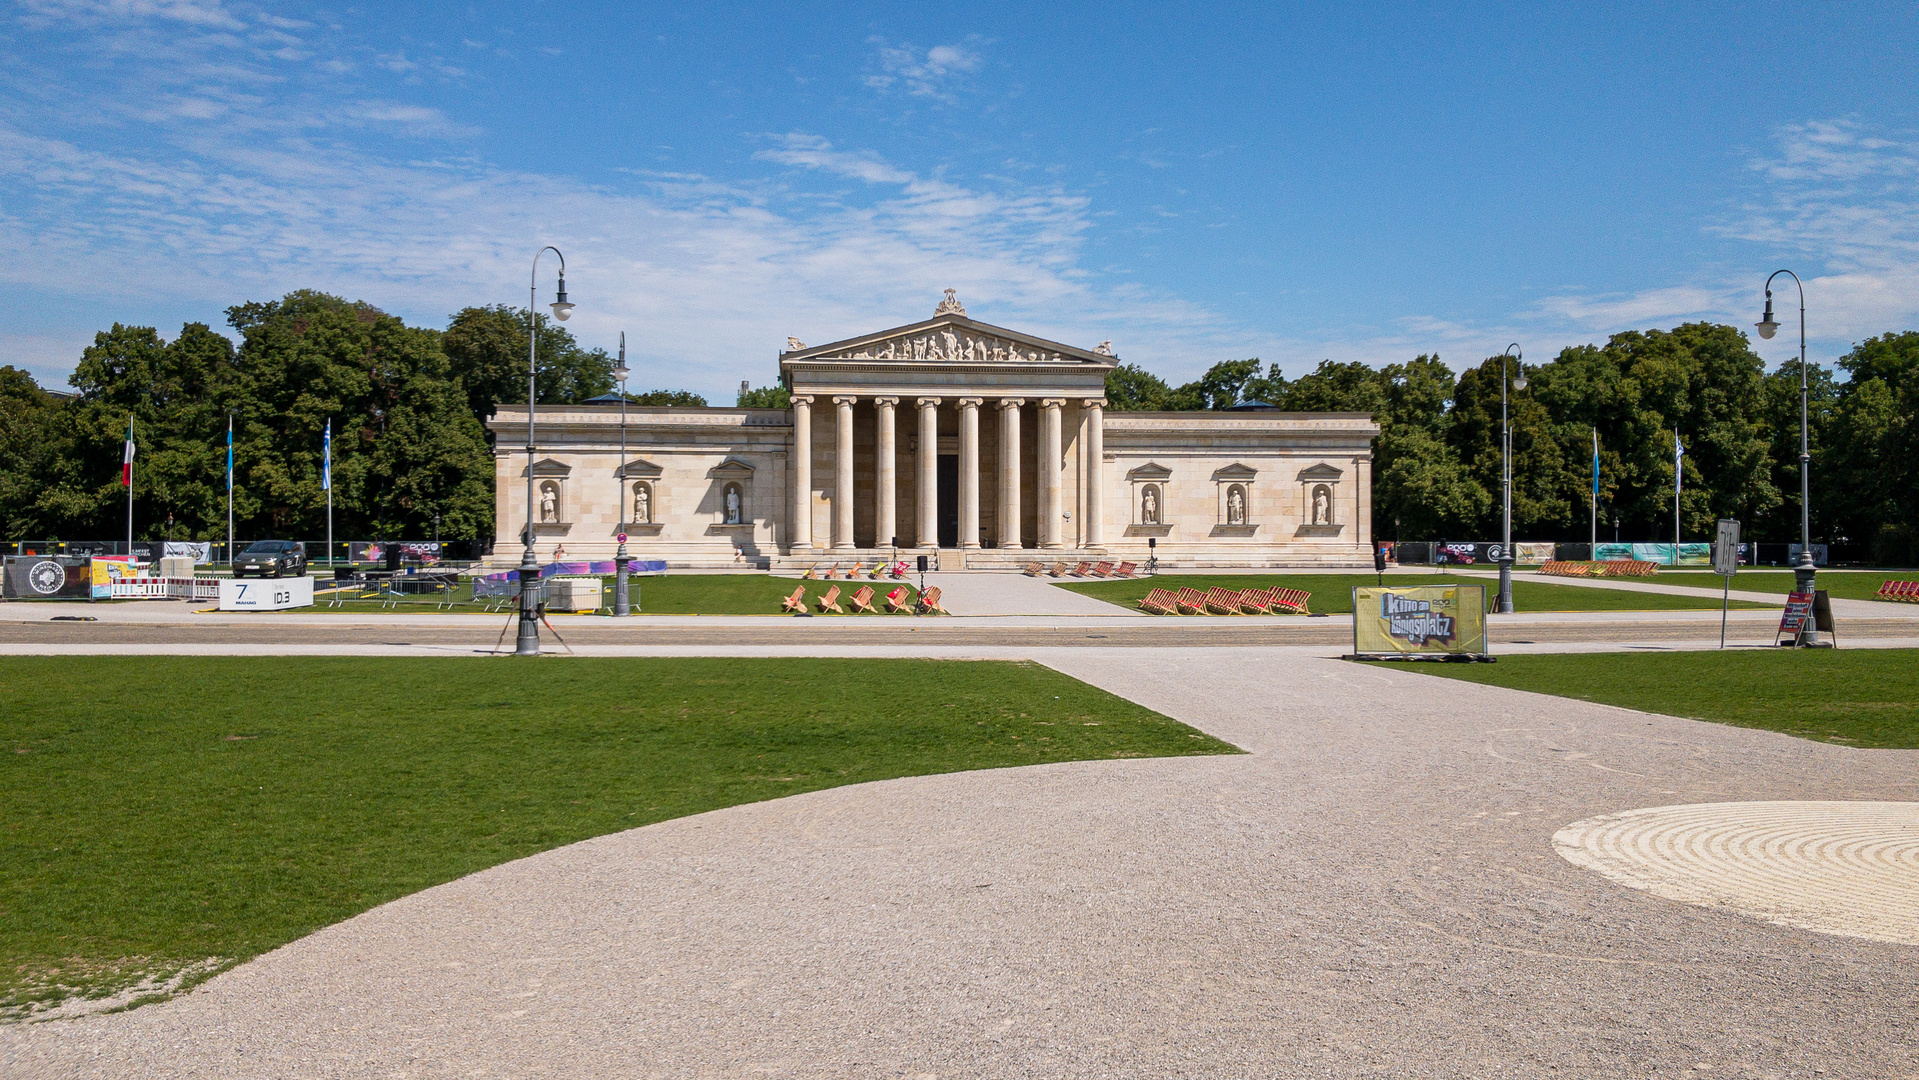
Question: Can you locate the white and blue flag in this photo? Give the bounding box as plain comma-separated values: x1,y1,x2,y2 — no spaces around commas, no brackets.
322,418,332,491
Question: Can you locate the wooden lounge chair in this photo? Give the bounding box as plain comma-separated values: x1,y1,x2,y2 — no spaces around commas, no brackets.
848,562,867,579
815,584,843,614
916,586,947,615
848,585,876,613
802,564,818,580
884,586,912,613
869,563,888,578
1049,563,1069,577
1204,587,1245,614
1138,588,1179,615
1270,587,1311,614
1113,561,1138,578
780,584,807,613
1876,580,1918,602
889,560,909,578
1090,561,1116,577
1070,562,1092,576
1238,588,1273,614
1023,562,1045,576
1174,587,1208,615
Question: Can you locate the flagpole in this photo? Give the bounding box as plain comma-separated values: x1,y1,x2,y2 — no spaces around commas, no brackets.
226,413,234,567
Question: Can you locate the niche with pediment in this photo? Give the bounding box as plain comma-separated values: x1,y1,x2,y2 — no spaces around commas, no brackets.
706,458,756,532
1124,462,1174,537
1295,462,1344,537
619,457,665,536
520,458,572,535
1211,463,1259,536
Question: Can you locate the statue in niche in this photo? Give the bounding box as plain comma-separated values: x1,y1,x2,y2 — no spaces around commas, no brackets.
1312,484,1332,525
539,482,558,523
724,485,742,524
632,483,650,524
1227,486,1245,525
1141,485,1159,525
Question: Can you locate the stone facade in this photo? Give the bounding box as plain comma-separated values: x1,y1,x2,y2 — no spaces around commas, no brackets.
487,295,1379,569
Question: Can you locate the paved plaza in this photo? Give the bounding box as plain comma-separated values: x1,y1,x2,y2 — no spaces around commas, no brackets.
5,630,1917,1078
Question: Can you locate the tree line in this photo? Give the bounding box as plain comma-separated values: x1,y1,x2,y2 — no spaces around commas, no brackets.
1104,322,1918,563
3,294,1913,561
0,291,705,543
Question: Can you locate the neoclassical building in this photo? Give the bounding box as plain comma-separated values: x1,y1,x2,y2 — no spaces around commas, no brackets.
488,293,1378,569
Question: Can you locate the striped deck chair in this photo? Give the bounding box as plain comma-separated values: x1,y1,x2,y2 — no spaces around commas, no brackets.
1023,562,1045,576
1204,587,1245,614
848,585,876,614
1050,562,1070,577
1237,588,1274,614
1113,561,1138,578
1091,561,1116,577
815,584,843,614
1071,562,1093,576
1138,588,1179,615
1174,587,1208,614
1270,588,1311,614
780,584,807,613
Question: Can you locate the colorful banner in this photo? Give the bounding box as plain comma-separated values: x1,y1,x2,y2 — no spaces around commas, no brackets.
3,555,94,599
89,555,142,598
1352,585,1488,656
1594,542,1710,566
1514,542,1555,565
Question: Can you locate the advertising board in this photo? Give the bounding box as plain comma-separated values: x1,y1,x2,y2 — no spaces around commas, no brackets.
1,555,93,599
218,576,314,611
1352,585,1488,657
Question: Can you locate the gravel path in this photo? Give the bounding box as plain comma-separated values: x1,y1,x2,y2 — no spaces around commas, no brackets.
6,648,1917,1078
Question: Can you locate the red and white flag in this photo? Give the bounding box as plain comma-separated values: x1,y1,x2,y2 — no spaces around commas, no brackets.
122,417,135,486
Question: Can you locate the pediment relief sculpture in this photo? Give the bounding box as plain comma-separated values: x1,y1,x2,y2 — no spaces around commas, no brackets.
822,327,1066,364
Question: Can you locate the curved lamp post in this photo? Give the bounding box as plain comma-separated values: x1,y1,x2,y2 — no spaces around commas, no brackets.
516,246,574,657
1755,269,1816,626
612,333,632,617
1497,343,1527,614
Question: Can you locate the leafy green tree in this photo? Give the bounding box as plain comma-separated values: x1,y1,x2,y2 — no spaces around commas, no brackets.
737,384,791,408
1170,358,1262,410
1825,331,1919,561
0,367,58,536
627,389,708,407
1104,362,1175,411
441,305,615,423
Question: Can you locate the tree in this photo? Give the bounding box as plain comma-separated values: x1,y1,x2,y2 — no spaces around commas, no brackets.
1171,358,1263,410
1104,362,1175,411
627,389,708,407
737,384,791,408
1826,331,1919,561
442,305,615,424
0,367,57,536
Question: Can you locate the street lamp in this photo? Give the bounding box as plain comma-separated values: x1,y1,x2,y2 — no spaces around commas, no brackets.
517,245,574,657
1497,343,1527,614
1756,269,1817,626
612,332,632,617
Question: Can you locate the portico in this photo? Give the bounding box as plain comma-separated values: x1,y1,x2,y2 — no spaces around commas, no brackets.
486,291,1378,569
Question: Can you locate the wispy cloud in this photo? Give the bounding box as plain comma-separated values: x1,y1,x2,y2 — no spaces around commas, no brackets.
864,38,983,100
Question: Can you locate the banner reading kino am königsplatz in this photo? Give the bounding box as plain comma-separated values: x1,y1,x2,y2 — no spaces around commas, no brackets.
1351,585,1489,657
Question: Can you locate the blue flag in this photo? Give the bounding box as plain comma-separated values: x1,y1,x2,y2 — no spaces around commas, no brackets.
226,415,233,491
322,418,332,491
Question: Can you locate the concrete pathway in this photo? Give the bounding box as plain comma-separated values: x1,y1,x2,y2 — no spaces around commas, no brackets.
6,647,1915,1078
920,570,1143,616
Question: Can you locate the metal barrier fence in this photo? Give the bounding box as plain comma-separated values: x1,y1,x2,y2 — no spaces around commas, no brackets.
106,577,221,601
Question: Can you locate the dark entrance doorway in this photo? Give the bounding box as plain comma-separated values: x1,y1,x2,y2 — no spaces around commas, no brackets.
937,454,959,547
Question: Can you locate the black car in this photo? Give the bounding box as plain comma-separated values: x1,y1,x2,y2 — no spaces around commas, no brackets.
233,540,308,578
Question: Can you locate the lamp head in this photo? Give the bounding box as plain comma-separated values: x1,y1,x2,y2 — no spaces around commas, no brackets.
612,365,629,383
1755,293,1778,340
550,272,574,322
1512,373,1528,391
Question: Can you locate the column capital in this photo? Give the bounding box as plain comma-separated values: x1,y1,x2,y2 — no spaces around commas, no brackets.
916,396,943,409
997,397,1026,410
791,394,815,407
1079,397,1107,410
831,395,859,407
1040,398,1067,410
956,396,983,408
872,395,899,408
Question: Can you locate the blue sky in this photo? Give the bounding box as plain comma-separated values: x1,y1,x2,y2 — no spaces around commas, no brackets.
3,1,1916,400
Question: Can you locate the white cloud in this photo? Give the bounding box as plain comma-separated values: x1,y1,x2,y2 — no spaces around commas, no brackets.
864,38,983,100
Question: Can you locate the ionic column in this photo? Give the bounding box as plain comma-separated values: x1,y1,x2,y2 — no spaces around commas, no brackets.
1039,399,1065,549
916,398,940,548
832,395,857,550
1082,398,1105,548
998,398,1025,549
874,397,898,548
958,397,982,548
790,395,814,551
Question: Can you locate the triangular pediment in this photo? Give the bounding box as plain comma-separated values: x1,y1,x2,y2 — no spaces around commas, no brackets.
1212,463,1258,481
519,457,572,478
707,458,755,479
782,312,1114,367
618,457,663,479
1296,462,1344,482
1127,461,1173,482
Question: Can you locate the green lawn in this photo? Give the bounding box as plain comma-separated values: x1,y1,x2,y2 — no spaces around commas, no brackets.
1650,570,1916,601
0,657,1234,1018
1056,573,1777,614
1411,649,1919,749
310,574,924,615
